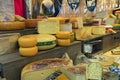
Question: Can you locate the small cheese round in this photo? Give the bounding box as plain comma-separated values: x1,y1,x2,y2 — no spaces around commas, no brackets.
57,39,71,46
56,31,71,39
0,21,25,30
19,46,38,57
18,35,37,48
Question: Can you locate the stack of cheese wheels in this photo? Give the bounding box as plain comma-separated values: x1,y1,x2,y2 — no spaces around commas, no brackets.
56,31,74,46
18,35,38,57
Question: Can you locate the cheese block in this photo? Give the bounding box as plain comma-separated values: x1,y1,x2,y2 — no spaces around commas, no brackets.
56,31,71,39
21,58,73,80
61,66,86,80
19,46,38,57
37,19,60,34
15,15,25,21
86,62,102,80
0,21,25,30
18,35,37,48
36,34,56,50
25,19,42,28
57,39,71,46
60,23,72,32
0,33,20,55
92,26,106,35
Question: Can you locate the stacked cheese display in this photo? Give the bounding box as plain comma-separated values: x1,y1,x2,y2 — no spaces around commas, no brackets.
0,14,25,30
18,35,38,57
56,31,74,46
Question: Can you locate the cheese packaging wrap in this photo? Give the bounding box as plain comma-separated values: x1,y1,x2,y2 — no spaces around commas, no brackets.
61,66,86,80
21,58,73,80
86,62,102,80
60,23,72,32
38,19,60,34
0,33,20,55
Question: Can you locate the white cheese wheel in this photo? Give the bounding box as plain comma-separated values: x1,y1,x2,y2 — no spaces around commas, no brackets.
0,21,25,30
19,46,38,57
57,39,71,46
36,34,56,50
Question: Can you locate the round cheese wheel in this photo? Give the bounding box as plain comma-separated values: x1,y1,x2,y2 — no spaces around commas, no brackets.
18,35,37,48
36,34,56,50
19,46,38,57
0,21,25,30
56,31,71,39
57,39,71,46
25,19,41,28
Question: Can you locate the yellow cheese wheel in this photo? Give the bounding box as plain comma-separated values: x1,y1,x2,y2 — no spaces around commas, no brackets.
19,46,38,57
0,21,25,30
25,19,41,28
18,35,37,48
56,31,71,39
57,39,71,46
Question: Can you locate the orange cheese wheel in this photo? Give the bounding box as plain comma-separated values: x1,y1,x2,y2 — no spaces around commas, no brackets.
57,39,71,46
25,19,41,28
0,21,25,30
56,31,71,39
18,35,37,48
19,46,38,57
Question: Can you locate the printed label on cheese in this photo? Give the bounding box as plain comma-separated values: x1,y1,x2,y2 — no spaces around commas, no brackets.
37,40,56,46
86,62,102,80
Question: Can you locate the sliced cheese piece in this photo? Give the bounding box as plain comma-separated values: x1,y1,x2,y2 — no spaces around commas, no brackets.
56,73,69,80
37,34,56,50
61,66,86,80
18,35,37,48
57,39,71,46
92,26,106,35
86,62,102,80
19,46,38,57
56,31,71,39
0,21,25,30
37,19,60,34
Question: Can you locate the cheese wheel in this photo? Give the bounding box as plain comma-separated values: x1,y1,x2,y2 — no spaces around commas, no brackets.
37,34,56,50
0,21,25,30
56,31,71,39
19,46,38,57
57,39,71,46
25,19,41,28
18,35,37,48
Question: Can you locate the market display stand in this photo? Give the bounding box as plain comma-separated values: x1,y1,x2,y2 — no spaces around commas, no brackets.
0,29,120,80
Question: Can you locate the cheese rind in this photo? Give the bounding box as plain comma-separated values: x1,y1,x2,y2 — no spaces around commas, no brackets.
57,39,71,46
56,31,71,39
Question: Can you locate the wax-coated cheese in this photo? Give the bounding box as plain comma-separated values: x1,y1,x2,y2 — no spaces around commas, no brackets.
18,35,37,48
57,39,71,46
37,34,56,50
38,19,60,34
56,31,71,39
19,46,38,57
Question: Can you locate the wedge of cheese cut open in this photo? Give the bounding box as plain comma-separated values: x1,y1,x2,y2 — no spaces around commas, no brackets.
0,21,25,30
21,58,73,80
